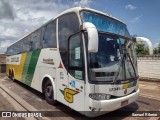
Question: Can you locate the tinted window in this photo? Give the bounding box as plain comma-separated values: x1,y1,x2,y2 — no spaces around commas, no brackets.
7,41,22,55
43,20,56,48
7,19,57,55
7,46,14,55
30,29,41,50
69,33,84,80
22,36,32,52
58,13,79,69
15,41,22,54
81,11,130,38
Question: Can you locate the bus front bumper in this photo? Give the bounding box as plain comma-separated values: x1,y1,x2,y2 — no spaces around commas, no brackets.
85,89,139,117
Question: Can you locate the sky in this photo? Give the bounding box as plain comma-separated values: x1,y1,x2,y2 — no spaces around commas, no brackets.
0,0,160,53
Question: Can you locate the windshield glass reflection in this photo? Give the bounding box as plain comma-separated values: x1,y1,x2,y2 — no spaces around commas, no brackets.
89,33,137,82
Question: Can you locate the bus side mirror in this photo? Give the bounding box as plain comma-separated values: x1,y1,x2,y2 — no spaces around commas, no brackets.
127,41,133,49
82,22,98,53
132,37,137,43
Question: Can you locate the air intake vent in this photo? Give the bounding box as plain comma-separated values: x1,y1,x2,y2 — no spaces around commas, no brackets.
95,72,115,77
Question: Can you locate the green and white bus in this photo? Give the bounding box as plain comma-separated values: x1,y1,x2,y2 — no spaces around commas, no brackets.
6,7,139,117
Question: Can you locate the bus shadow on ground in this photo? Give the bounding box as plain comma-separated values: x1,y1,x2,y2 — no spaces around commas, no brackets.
61,103,139,120
13,80,45,100
13,79,139,119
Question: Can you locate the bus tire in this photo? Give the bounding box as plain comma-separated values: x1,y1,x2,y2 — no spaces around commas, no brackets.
11,71,15,82
44,80,57,105
9,69,11,79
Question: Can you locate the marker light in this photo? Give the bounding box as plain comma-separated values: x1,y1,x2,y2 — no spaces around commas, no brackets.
89,93,111,100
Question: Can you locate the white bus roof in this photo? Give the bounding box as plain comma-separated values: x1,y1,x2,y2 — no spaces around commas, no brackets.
56,7,125,24
8,7,125,48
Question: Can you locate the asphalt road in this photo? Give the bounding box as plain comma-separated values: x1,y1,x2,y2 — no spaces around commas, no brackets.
0,74,159,120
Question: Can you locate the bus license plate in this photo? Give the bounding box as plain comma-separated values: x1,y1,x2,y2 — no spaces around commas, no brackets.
121,100,128,106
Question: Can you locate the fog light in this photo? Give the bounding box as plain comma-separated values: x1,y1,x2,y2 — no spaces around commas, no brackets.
89,107,96,112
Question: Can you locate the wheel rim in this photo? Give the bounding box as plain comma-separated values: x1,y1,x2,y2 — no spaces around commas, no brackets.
46,85,53,99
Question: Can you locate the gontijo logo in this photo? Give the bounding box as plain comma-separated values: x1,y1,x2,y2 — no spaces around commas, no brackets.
60,88,78,103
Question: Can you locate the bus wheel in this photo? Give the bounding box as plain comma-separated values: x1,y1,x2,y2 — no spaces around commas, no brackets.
44,80,57,105
9,70,11,79
11,71,15,82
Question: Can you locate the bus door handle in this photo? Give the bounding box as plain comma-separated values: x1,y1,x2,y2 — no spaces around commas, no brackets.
75,87,83,92
62,84,67,87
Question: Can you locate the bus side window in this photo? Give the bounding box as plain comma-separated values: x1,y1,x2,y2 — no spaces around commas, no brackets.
30,29,41,50
43,20,56,48
11,42,22,55
22,36,32,52
68,33,84,80
7,46,14,55
58,13,79,70
16,41,22,54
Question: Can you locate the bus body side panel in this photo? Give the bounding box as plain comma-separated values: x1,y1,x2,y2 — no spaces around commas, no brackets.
30,48,59,93
21,52,32,83
6,48,60,94
6,53,27,81
21,50,41,86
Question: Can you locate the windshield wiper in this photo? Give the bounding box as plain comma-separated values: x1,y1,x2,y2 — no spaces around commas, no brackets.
113,50,125,83
126,50,137,79
113,48,137,84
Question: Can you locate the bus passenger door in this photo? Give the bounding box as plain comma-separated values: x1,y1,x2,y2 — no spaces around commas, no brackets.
68,33,85,112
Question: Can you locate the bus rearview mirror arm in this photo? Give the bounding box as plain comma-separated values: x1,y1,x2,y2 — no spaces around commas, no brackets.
82,22,98,53
132,37,137,42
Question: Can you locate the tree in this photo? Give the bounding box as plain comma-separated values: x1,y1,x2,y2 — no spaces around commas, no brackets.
135,43,149,55
158,42,160,53
143,46,149,55
153,42,160,55
154,48,159,54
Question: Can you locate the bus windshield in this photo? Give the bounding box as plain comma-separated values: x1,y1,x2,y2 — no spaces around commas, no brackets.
80,10,130,38
88,33,137,82
80,10,137,82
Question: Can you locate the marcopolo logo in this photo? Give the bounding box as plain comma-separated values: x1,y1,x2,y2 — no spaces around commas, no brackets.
42,58,54,65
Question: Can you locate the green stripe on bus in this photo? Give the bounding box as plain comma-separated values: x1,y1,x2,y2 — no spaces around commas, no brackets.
24,50,41,86
21,52,32,83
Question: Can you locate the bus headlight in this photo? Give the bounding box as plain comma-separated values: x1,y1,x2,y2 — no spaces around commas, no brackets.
89,93,111,100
